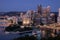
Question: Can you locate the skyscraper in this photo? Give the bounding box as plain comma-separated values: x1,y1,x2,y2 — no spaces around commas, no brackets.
37,5,42,15
49,13,55,24
57,8,60,23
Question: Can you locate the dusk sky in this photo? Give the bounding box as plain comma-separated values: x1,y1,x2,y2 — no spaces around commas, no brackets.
0,0,60,12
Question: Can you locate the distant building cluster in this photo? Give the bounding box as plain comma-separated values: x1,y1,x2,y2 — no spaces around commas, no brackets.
19,5,58,26
0,5,60,26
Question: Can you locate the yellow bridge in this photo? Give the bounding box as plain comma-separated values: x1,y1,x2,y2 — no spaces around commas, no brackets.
37,23,60,37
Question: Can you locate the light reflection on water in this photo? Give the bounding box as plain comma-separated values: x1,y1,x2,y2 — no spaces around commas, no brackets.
0,26,20,40
0,26,41,40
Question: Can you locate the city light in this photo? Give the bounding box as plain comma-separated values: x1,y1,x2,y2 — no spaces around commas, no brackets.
23,18,30,25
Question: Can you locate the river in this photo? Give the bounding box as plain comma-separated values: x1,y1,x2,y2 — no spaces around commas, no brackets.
0,26,41,40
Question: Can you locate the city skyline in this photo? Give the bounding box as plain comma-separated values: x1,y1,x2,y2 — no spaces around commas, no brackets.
0,0,60,12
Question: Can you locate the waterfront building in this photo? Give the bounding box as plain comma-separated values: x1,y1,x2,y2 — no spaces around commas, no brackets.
20,13,31,26
25,10,35,25
34,12,41,25
26,10,31,18
17,12,23,25
49,13,55,24
26,10,34,20
41,8,48,25
0,16,11,26
7,16,17,24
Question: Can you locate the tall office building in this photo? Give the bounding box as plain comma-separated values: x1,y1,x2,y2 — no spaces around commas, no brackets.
26,10,31,18
46,6,51,16
57,8,60,23
41,8,48,25
37,5,42,15
18,12,23,22
33,5,42,25
26,10,35,20
49,13,55,24
58,8,60,16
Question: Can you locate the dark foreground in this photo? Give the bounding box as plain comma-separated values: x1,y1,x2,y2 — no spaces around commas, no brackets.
0,26,60,40
13,35,60,40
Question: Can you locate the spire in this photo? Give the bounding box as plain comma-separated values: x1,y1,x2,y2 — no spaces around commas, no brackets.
37,4,42,14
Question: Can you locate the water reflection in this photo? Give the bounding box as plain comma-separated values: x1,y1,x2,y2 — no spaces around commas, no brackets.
0,26,41,40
